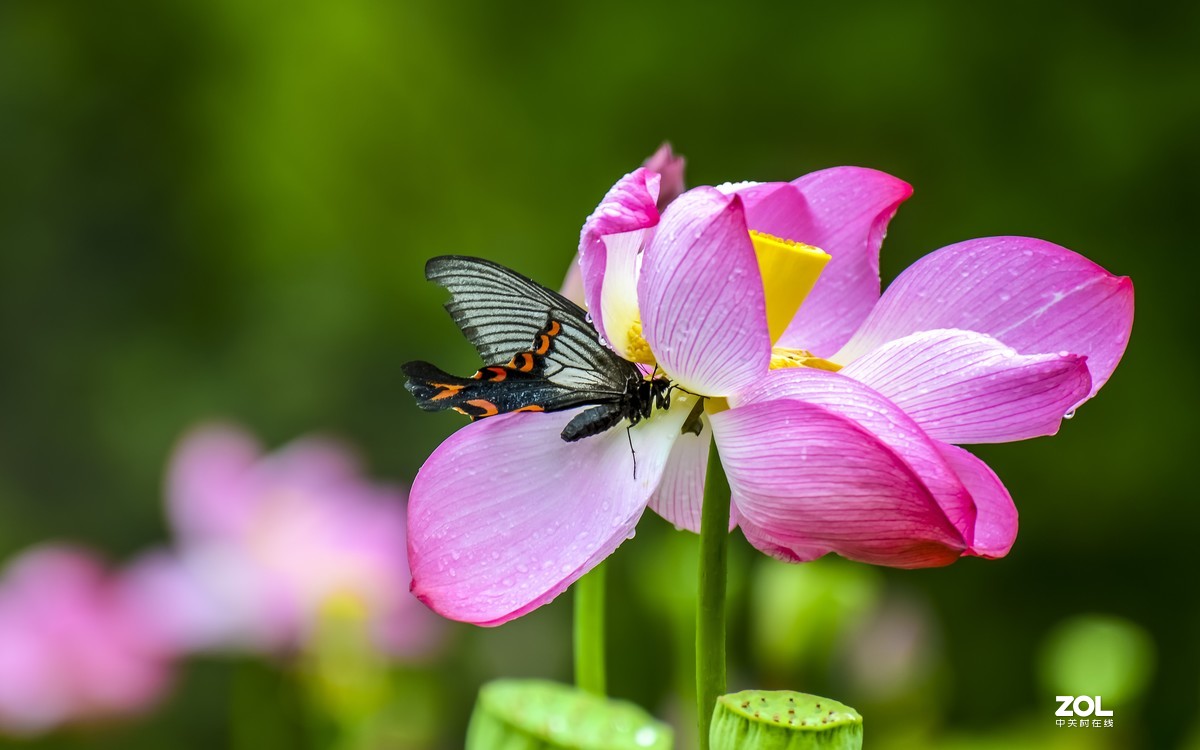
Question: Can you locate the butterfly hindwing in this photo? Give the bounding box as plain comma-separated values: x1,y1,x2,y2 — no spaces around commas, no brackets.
404,319,626,419
403,360,562,420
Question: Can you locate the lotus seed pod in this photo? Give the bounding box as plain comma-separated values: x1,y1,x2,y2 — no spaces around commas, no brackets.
710,690,862,750
466,679,673,750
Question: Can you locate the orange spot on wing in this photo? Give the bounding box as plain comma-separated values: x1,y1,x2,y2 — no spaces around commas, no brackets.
516,352,535,372
546,320,561,337
513,404,545,413
474,366,510,381
431,383,465,401
535,334,551,355
466,399,500,418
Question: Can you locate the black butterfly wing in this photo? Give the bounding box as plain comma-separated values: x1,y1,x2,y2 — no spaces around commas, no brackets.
424,255,639,397
403,359,592,419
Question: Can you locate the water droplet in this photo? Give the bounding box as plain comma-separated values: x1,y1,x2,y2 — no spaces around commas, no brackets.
999,293,1011,302
451,550,460,561
516,563,529,574
1064,409,1077,420
448,569,457,578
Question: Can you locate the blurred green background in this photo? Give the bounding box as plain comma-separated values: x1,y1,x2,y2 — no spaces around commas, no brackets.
1,1,1196,748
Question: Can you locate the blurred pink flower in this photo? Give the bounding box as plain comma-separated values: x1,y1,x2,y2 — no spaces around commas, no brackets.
408,165,1133,626
0,545,171,735
125,424,439,658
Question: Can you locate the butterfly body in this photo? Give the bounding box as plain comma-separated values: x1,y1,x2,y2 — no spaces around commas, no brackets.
403,256,672,442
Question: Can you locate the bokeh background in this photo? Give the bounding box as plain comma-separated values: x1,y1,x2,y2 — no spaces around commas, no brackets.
1,1,1196,748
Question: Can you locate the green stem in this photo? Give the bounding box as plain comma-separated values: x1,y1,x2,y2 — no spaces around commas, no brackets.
574,560,607,695
697,443,730,750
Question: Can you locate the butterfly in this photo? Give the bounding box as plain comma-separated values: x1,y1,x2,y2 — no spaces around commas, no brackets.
403,255,690,442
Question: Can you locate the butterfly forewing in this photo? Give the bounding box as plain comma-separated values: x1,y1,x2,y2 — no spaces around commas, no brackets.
424,255,639,396
407,255,670,441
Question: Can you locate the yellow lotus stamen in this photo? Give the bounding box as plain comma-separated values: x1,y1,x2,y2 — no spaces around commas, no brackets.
750,230,830,344
769,346,842,372
705,396,730,415
622,318,657,366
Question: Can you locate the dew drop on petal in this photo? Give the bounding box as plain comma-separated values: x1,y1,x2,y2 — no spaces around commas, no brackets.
1064,409,1077,420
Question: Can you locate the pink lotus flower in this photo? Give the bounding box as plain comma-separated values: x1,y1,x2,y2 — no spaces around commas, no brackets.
0,545,171,735
124,424,439,658
408,165,1133,626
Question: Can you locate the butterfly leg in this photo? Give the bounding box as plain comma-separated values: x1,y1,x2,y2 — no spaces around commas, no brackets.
626,424,638,480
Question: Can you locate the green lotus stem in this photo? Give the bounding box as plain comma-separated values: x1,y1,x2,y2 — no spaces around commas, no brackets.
697,444,731,750
574,560,607,696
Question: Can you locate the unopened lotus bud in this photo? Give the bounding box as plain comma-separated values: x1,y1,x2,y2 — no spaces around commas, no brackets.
466,679,673,750
710,690,862,750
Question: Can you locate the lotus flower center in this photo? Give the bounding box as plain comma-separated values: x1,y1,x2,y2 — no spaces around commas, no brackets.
622,317,656,365
769,347,842,372
749,230,830,344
